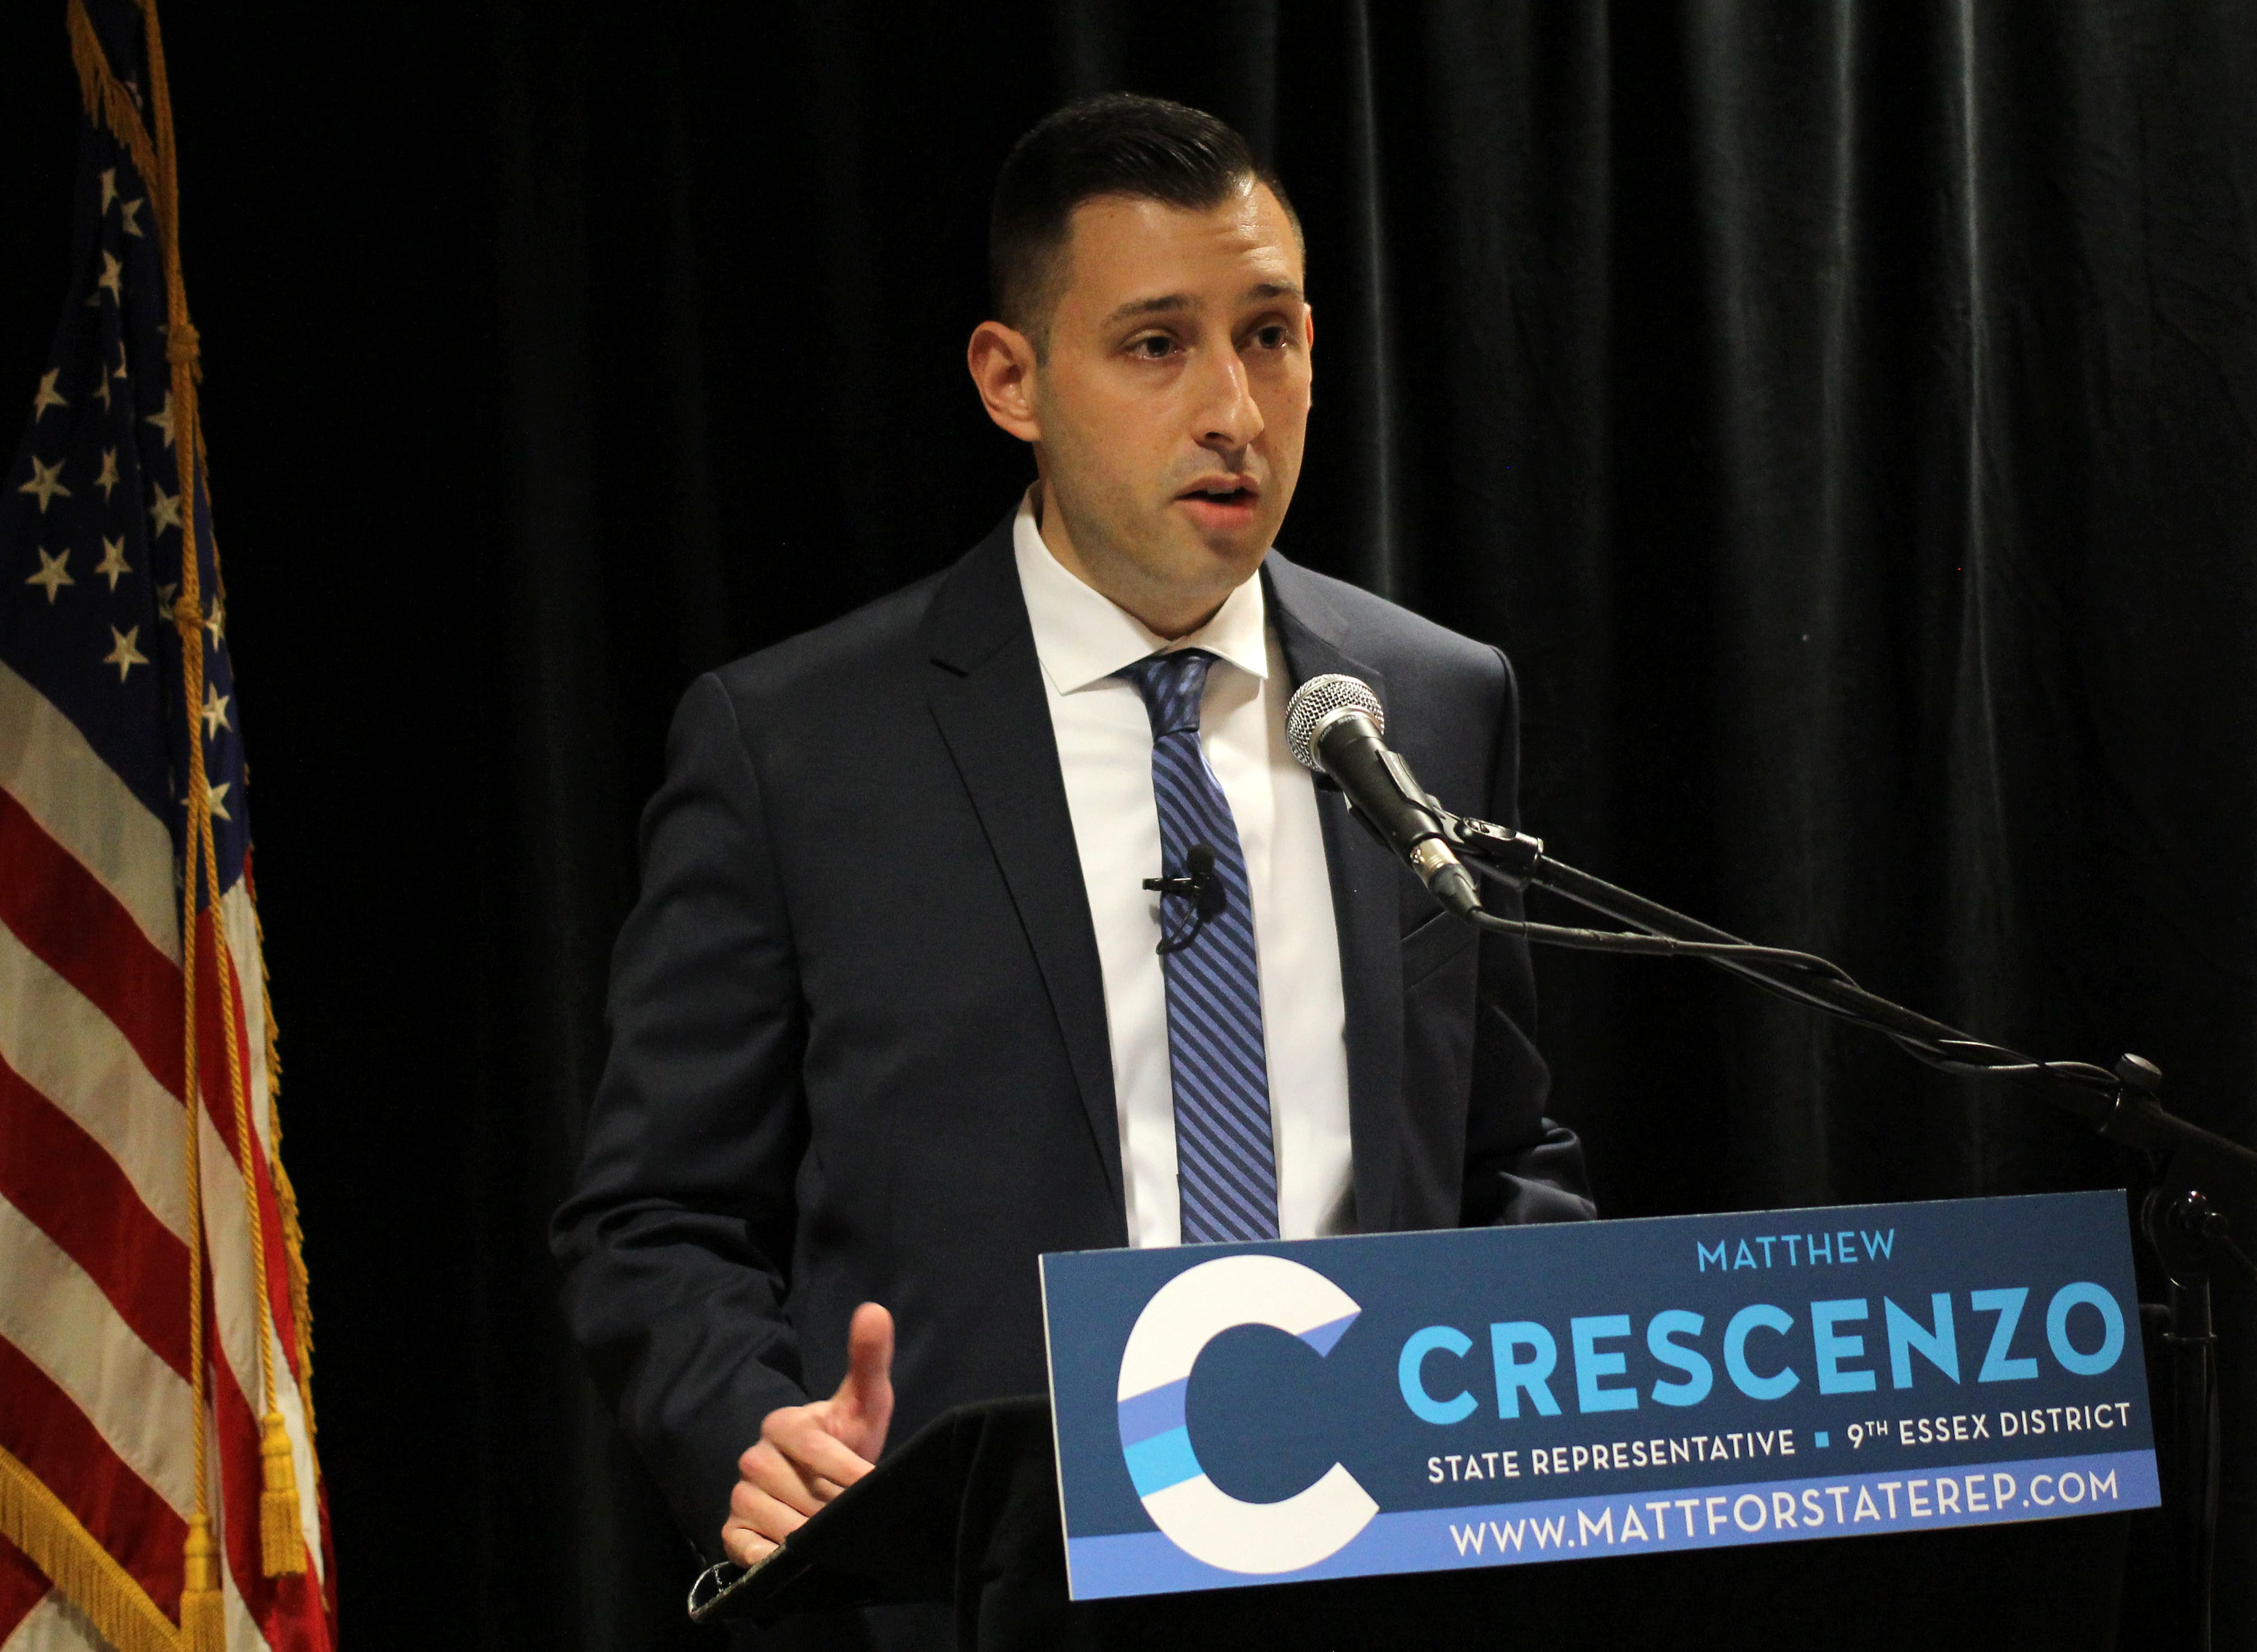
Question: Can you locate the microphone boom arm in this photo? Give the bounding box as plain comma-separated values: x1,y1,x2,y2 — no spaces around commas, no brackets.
1439,809,2257,1185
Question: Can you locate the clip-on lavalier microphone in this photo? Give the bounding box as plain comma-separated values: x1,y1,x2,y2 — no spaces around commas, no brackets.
1144,843,1224,954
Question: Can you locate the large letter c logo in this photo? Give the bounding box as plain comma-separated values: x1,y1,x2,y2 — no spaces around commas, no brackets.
1115,1255,1378,1574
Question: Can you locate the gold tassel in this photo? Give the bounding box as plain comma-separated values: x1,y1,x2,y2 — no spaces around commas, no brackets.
181,1515,225,1652
257,1410,305,1576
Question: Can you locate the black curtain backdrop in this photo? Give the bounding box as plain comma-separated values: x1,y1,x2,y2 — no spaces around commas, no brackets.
6,3,2255,1647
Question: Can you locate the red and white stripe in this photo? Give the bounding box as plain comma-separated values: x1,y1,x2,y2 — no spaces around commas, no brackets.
1,659,334,1650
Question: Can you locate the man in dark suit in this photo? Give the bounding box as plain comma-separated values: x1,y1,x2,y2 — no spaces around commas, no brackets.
552,93,1593,1622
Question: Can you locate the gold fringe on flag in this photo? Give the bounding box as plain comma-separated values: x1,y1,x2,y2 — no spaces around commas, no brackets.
0,1447,181,1652
64,0,159,222
253,894,319,1434
210,915,305,1575
213,913,305,1577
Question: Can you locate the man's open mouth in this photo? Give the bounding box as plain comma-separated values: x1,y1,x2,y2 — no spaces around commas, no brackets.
1179,478,1260,508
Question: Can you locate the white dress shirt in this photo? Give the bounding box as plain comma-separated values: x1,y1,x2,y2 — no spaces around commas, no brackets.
1012,491,1354,1246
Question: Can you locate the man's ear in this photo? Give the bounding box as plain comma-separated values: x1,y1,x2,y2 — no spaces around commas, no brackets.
968,320,1042,443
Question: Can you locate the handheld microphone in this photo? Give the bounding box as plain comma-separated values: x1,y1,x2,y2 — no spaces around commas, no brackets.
1285,674,1481,919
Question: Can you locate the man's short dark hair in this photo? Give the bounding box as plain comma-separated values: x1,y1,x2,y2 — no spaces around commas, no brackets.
989,93,1300,348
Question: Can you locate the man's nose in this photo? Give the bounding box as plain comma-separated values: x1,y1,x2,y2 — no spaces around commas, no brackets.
1193,345,1264,453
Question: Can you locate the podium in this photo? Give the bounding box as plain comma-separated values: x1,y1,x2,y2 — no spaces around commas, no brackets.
692,1396,2133,1651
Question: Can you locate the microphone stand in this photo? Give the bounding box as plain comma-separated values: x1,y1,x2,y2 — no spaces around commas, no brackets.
1438,811,2256,1652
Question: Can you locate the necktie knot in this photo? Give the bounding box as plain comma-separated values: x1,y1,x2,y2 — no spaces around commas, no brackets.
1117,648,1214,739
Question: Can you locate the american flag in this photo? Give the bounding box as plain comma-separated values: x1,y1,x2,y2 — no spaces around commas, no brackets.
1,3,334,1650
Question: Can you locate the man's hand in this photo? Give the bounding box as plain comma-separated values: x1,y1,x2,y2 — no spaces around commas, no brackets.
722,1302,895,1566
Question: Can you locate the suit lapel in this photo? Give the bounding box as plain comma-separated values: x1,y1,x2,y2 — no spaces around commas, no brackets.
923,519,1125,1215
1264,554,1404,1233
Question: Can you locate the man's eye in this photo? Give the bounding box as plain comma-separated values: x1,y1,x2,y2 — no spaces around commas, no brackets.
1130,335,1176,359
1251,325,1289,350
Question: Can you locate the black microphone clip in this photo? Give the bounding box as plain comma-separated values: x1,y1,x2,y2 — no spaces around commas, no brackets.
1145,843,1225,952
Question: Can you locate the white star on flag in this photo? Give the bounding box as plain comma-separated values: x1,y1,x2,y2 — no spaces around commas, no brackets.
99,167,117,213
25,548,73,603
146,392,175,448
95,537,130,590
19,457,71,513
205,600,226,646
95,448,119,500
205,780,231,822
96,250,124,304
202,683,232,738
102,625,148,682
32,370,67,420
92,374,111,412
148,481,180,536
120,197,144,238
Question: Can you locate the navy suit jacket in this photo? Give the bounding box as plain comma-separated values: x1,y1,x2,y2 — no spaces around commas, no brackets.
551,513,1594,1556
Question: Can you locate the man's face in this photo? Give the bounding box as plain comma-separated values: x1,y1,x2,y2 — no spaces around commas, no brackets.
997,182,1313,634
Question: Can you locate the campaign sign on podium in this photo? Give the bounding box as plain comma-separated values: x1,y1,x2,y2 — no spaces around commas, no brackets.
1039,1191,2158,1600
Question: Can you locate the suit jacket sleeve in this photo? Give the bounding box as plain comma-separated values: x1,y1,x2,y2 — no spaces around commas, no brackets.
1461,646,1598,1226
550,672,811,1557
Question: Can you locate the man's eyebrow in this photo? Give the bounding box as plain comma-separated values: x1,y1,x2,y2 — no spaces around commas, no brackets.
1099,281,1305,327
1102,292,1196,325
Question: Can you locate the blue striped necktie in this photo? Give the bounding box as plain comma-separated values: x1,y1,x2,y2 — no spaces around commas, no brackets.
1116,649,1279,1243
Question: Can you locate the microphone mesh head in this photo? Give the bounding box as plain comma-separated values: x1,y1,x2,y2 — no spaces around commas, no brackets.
1286,673,1384,772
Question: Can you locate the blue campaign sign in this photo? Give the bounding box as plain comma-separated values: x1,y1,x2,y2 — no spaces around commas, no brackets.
1039,1191,2158,1600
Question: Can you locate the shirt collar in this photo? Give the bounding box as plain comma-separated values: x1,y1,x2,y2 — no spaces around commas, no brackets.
1012,487,1270,695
